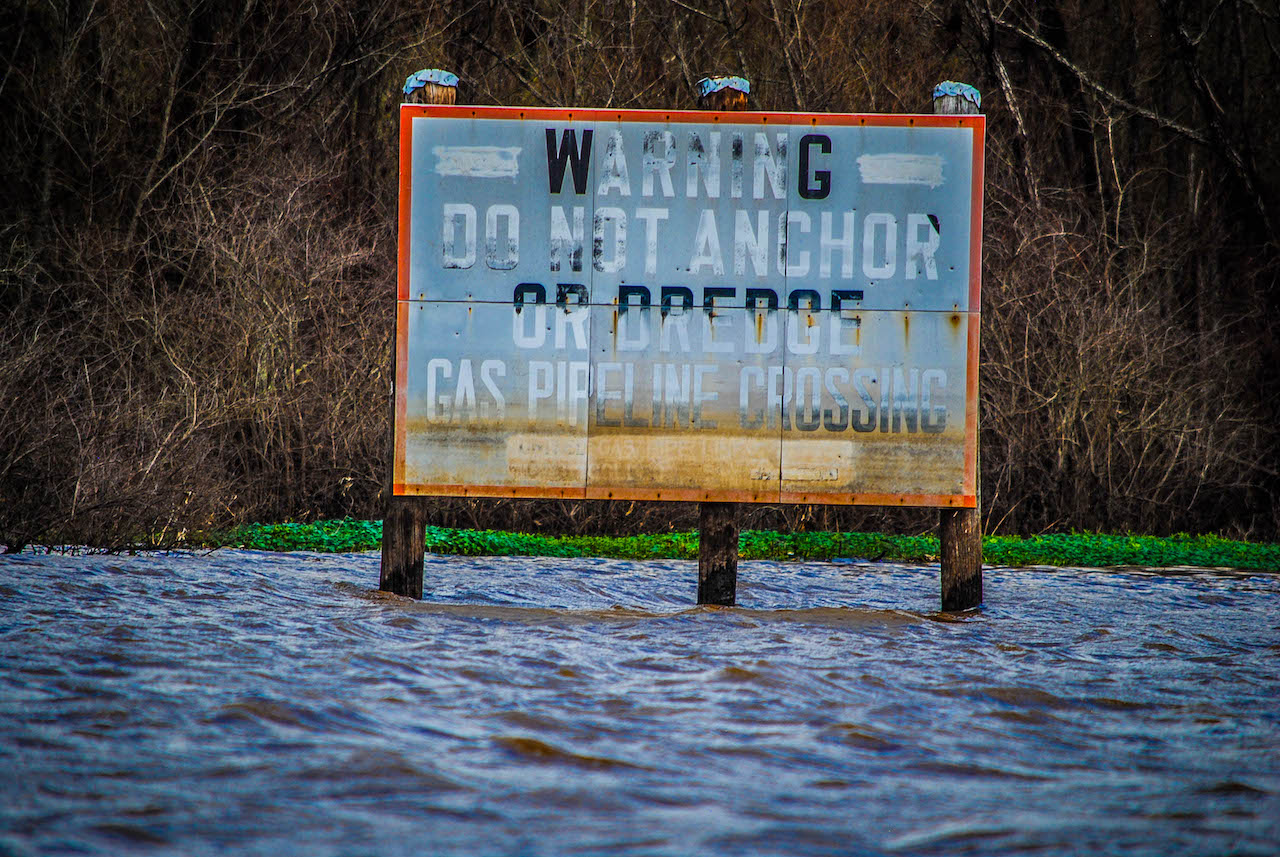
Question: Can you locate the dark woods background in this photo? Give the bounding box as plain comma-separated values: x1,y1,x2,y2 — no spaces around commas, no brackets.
3,0,1277,548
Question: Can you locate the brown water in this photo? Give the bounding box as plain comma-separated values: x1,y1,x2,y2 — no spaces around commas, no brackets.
1,550,1277,855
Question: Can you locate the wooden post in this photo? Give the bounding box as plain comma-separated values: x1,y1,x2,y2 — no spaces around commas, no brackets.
933,81,983,611
403,68,458,107
694,76,749,606
380,69,458,599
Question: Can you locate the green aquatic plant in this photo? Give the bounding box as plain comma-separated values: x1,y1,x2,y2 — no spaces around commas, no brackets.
200,519,1280,571
205,518,383,553
980,531,1280,571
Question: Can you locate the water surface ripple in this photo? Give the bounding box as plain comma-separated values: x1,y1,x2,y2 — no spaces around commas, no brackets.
1,551,1277,855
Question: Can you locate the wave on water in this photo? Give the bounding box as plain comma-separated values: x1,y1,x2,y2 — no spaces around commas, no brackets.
1,550,1277,856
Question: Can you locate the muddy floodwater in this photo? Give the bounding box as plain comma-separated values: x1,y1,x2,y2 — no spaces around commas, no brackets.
1,550,1277,855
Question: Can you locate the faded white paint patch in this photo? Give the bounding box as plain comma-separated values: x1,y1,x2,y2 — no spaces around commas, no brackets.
782,466,839,481
857,154,944,188
433,146,521,178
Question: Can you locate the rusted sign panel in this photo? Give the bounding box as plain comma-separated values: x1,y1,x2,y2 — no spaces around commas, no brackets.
396,106,983,506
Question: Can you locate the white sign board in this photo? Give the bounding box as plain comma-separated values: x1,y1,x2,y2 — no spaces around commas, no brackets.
395,106,983,507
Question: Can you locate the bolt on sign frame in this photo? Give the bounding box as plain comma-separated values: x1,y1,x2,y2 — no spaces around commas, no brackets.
396,105,983,508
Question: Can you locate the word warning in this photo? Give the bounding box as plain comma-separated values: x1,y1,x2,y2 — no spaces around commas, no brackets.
395,105,984,506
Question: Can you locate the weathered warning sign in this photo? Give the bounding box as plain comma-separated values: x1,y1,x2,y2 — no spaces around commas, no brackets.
395,105,983,507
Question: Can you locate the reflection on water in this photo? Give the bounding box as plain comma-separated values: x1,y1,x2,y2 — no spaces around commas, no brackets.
1,550,1277,855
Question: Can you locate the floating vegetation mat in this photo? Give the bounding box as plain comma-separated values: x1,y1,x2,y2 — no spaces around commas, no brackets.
199,519,1280,572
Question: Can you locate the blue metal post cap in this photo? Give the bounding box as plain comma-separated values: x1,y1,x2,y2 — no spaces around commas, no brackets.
696,76,750,98
404,69,459,95
932,81,980,108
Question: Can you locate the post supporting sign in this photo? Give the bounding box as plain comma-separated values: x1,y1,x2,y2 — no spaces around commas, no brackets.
396,105,983,511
